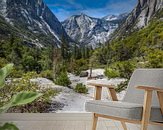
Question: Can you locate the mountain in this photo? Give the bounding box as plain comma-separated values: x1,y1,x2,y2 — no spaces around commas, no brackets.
0,0,70,47
94,0,163,68
111,0,163,39
102,13,128,22
62,13,126,47
103,15,118,21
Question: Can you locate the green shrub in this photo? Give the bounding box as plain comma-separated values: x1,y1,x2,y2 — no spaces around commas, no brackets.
75,59,89,70
10,68,24,78
8,88,58,113
0,123,19,130
23,71,38,79
115,80,129,93
104,68,120,78
116,61,136,79
0,58,8,68
0,64,42,129
74,83,88,94
0,71,40,106
68,59,89,75
42,88,58,102
55,71,71,86
106,60,136,79
40,70,54,80
146,50,163,68
0,69,58,113
74,69,81,76
22,55,42,72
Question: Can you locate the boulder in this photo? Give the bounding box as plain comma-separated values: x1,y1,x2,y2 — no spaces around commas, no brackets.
80,71,89,77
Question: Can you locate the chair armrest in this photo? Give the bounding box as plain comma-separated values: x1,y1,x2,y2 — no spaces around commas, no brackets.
87,81,115,88
136,86,163,92
87,80,117,100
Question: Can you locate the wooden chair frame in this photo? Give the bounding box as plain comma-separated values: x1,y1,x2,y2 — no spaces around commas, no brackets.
87,82,163,130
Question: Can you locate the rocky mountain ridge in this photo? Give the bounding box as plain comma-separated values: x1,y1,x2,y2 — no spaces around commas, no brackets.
62,13,127,47
102,13,128,22
111,0,163,39
0,0,70,47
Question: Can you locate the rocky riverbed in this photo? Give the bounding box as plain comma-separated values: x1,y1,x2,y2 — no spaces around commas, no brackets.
32,69,126,112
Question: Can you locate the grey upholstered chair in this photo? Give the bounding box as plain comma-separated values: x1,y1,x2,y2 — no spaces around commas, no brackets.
85,69,163,130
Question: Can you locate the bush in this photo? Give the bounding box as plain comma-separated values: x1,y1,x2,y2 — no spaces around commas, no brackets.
55,71,71,86
68,59,89,76
22,55,42,73
0,70,58,113
74,83,88,94
74,69,81,76
0,71,39,106
146,50,163,68
8,88,58,113
116,61,136,79
10,68,24,78
0,58,8,68
115,80,129,93
106,60,136,79
40,70,54,81
104,68,120,78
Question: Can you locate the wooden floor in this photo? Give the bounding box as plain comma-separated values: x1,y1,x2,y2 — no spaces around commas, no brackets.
0,113,140,130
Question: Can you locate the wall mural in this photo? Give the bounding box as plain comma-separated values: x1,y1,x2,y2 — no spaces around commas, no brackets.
0,0,163,114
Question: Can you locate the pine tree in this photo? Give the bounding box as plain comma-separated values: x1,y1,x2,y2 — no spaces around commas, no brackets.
61,35,70,60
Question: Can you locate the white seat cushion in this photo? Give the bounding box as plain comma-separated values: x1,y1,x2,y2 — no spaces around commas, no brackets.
85,100,163,122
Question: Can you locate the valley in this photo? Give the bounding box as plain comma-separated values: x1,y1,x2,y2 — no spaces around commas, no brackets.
0,0,163,113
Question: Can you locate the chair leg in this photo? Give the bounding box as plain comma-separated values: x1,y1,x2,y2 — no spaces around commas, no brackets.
141,90,153,130
121,121,127,130
92,113,98,130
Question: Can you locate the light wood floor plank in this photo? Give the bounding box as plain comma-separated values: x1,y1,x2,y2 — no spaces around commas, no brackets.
0,113,138,130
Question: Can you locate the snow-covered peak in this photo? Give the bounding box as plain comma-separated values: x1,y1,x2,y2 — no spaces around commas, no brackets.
103,13,128,21
80,13,89,18
103,15,118,21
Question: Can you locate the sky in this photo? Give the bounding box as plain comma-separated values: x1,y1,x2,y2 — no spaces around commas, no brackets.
43,0,137,21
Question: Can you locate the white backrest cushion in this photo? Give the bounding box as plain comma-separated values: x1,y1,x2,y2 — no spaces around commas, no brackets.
123,69,163,107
